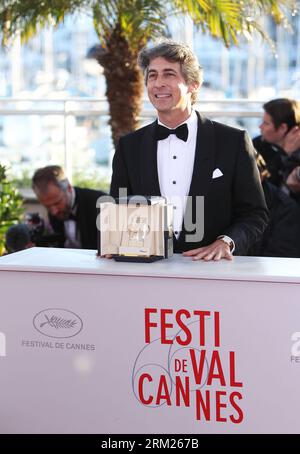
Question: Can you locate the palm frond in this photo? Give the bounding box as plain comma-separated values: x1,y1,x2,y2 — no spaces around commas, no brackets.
0,0,297,48
92,0,167,50
172,0,297,47
0,0,90,45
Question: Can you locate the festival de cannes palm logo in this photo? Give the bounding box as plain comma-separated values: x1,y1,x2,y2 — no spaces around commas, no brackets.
33,309,83,338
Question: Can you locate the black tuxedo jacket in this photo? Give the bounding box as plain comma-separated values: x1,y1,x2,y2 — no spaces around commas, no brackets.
110,112,268,255
49,186,106,250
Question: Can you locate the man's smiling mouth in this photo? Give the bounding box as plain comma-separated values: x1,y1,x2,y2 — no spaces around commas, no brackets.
155,94,171,98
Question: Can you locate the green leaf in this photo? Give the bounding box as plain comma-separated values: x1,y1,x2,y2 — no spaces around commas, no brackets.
0,165,24,255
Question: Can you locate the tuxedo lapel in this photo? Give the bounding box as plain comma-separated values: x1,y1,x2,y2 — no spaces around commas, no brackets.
188,112,215,197
140,121,161,196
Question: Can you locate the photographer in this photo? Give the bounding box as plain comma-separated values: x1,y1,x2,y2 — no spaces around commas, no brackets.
249,154,300,258
286,166,300,203
5,224,34,253
5,213,63,253
32,165,106,250
253,98,300,188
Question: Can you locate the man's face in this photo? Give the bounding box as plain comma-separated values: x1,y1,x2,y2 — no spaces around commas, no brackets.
146,57,196,115
36,183,72,221
260,112,287,145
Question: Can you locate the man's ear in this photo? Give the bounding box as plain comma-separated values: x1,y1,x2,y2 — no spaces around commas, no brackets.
188,81,200,94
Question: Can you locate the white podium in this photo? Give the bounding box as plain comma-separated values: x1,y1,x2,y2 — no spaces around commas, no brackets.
0,247,300,434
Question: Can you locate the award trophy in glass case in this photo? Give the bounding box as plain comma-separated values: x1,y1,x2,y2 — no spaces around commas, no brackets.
98,196,173,262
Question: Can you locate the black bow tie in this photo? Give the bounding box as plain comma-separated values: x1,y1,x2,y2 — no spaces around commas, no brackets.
156,123,188,142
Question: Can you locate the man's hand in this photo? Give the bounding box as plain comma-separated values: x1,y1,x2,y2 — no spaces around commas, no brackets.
282,126,300,155
286,166,300,193
182,239,233,261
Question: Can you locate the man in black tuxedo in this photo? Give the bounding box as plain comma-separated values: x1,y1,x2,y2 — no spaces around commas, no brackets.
110,40,268,260
32,165,105,250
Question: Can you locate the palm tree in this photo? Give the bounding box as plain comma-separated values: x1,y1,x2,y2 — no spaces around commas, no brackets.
0,0,297,146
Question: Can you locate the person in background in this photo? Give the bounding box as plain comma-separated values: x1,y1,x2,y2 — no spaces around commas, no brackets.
249,153,300,258
5,224,35,253
5,212,63,253
285,166,300,204
253,98,300,188
32,165,106,250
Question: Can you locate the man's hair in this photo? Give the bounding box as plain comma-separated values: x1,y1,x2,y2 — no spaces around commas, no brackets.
5,224,31,253
137,40,203,104
263,98,300,131
32,165,69,193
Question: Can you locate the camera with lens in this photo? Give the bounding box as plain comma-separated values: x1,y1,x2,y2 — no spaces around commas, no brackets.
5,212,63,253
25,212,63,247
25,212,45,244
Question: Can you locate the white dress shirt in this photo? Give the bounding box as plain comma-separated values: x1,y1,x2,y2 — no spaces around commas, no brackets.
157,110,197,238
64,187,81,248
